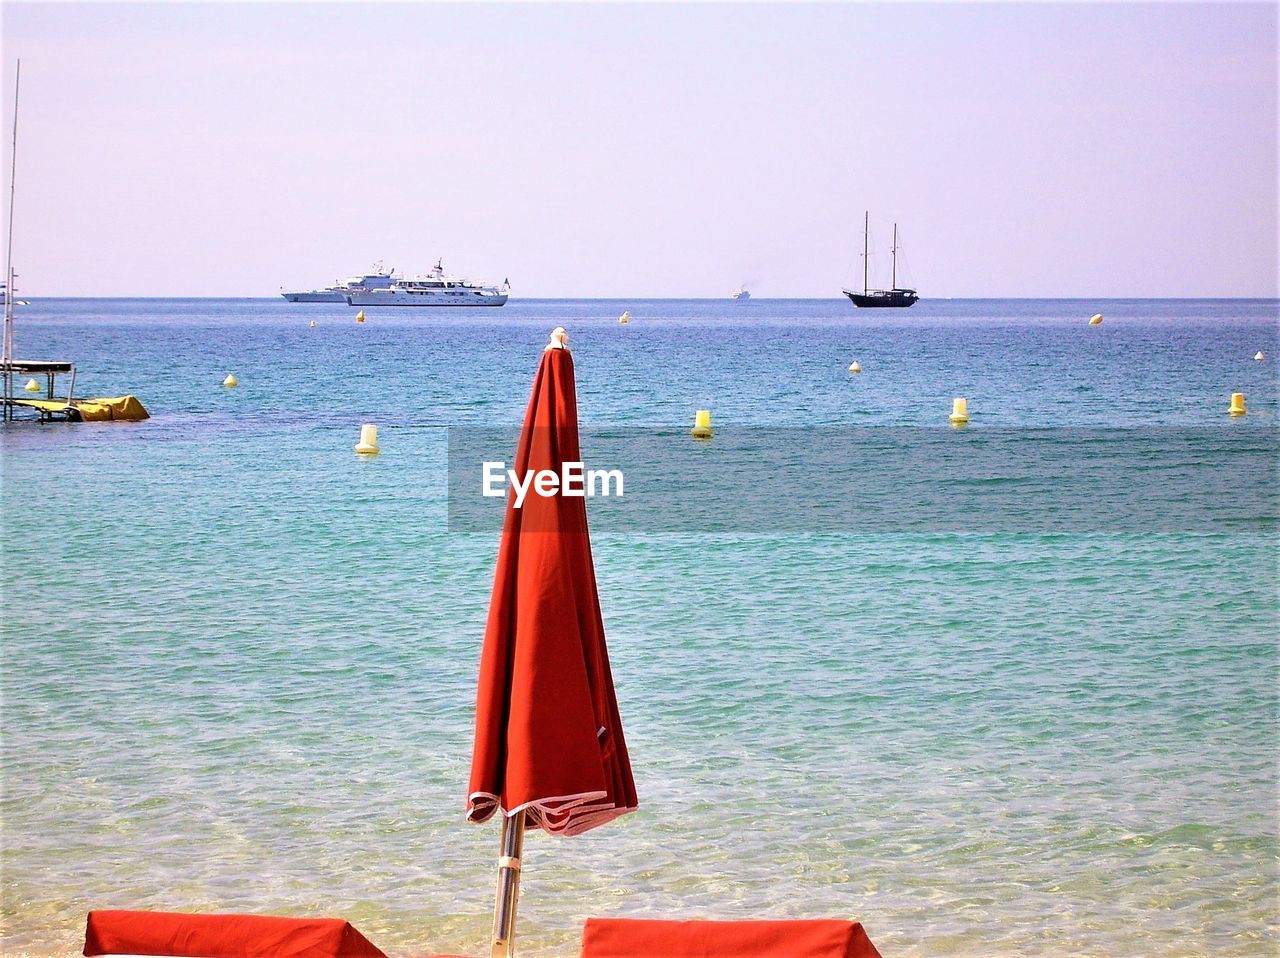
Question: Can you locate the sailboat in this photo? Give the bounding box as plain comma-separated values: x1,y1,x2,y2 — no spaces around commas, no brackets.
1,61,147,422
842,212,918,308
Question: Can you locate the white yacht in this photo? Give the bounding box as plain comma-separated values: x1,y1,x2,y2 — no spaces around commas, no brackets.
282,264,399,302
731,285,751,301
346,260,508,307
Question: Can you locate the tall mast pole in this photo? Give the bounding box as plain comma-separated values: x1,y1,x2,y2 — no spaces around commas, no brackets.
891,223,898,290
3,60,19,364
860,210,870,293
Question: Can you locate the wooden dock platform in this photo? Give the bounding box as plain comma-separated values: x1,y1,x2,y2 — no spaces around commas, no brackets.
3,361,149,423
3,358,78,421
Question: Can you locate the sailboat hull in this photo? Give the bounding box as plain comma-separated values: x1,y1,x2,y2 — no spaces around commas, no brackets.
843,289,919,308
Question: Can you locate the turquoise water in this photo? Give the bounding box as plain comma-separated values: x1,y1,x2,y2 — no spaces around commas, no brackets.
1,298,1277,957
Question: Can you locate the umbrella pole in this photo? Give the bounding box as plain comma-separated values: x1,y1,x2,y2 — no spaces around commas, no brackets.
489,809,526,958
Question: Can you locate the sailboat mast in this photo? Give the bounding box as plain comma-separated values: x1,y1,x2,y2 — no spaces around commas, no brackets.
891,223,898,290
862,210,869,296
3,60,19,363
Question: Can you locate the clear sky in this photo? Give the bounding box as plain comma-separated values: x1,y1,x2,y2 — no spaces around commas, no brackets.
2,2,1276,298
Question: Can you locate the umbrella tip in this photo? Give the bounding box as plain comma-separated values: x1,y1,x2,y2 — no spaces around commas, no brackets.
546,327,569,351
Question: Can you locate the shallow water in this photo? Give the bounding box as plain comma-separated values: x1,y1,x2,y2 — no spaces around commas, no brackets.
2,297,1277,956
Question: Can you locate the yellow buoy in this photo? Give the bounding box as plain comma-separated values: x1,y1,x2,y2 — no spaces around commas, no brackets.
355,423,381,454
949,397,969,424
1228,393,1246,416
223,373,239,388
691,409,713,440
355,310,366,324
848,360,862,374
619,310,631,325
23,378,40,393
309,319,317,328
1089,313,1103,325
1254,351,1265,361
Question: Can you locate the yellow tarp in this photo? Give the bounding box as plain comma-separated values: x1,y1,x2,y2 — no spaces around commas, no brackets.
10,395,149,421
76,395,150,421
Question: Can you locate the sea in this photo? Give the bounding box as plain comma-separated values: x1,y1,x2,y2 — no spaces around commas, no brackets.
1,297,1277,957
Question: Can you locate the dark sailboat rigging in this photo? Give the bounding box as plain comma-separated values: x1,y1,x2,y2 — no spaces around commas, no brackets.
843,212,919,308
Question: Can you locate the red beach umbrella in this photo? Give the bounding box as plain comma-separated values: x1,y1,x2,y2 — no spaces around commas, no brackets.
467,327,637,957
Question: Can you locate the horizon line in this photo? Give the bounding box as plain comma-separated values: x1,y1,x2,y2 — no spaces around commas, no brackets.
10,294,1280,302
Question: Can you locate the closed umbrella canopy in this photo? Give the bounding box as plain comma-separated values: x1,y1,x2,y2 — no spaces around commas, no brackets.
83,911,386,958
468,329,637,836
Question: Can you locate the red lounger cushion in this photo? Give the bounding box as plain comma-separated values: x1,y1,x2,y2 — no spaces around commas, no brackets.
580,918,883,958
83,910,386,958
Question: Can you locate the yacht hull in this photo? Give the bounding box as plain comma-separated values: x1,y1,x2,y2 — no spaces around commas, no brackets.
282,291,346,303
346,290,508,307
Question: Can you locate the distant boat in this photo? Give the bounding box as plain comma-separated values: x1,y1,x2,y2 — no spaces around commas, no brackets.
347,259,508,307
0,283,28,307
731,285,751,301
282,264,398,302
842,212,918,308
